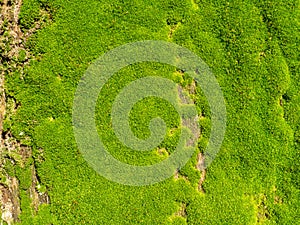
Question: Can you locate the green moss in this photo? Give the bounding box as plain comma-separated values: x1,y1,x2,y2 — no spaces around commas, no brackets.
5,0,299,224
19,0,40,30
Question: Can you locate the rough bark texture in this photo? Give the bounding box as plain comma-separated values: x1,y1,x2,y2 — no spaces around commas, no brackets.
0,1,50,223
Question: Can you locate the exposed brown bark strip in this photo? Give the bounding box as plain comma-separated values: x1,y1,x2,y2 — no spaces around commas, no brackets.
196,152,206,193
1,1,50,223
0,178,21,225
29,165,50,213
0,75,5,142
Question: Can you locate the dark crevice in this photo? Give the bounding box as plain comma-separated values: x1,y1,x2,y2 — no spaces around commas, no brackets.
282,93,291,102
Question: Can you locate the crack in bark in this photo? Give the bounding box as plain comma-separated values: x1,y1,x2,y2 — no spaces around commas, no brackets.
196,152,206,193
29,165,50,213
177,79,206,193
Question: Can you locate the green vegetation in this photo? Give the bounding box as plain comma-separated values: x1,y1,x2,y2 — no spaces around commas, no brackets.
2,0,299,224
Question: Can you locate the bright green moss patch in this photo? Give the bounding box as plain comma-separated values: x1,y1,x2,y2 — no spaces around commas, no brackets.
4,0,299,224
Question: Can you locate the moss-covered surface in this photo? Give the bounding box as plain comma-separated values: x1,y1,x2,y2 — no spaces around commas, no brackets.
2,0,299,224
